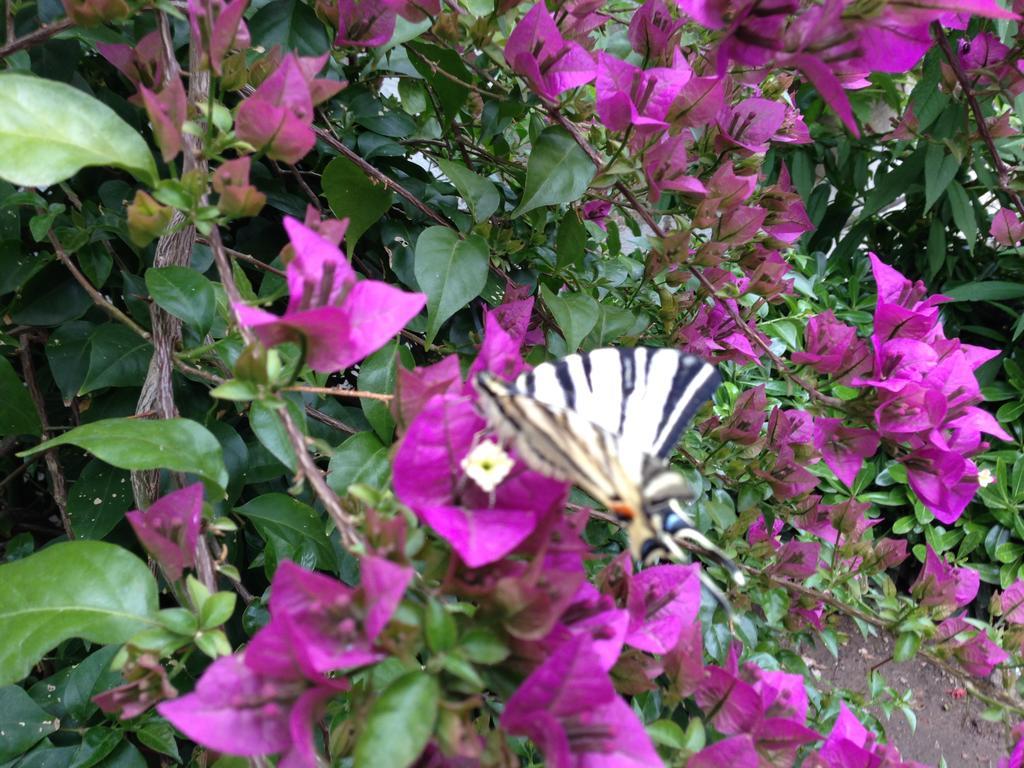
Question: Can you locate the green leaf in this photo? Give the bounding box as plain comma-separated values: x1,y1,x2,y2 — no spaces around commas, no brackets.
145,266,216,335
459,627,509,664
133,720,180,762
946,181,977,254
234,494,334,571
926,218,946,278
407,43,471,120
540,285,598,352
249,0,330,57
67,460,133,540
435,158,500,223
647,719,688,749
250,399,301,472
322,156,395,251
18,417,228,492
555,210,587,270
79,325,151,395
858,148,925,222
0,354,40,437
327,431,391,495
513,127,595,217
413,227,489,344
354,671,440,768
424,599,456,653
0,686,60,761
0,74,157,187
0,541,159,686
923,143,959,213
893,631,921,662
358,342,399,443
45,321,93,402
942,281,1024,302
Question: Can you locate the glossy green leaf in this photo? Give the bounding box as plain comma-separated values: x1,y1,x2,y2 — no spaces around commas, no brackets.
45,321,93,402
0,74,157,187
249,0,330,57
353,671,440,768
942,281,1024,302
540,285,598,352
79,324,151,395
327,431,391,495
923,143,959,213
250,399,301,472
436,158,500,223
67,460,133,540
0,686,60,761
946,180,976,254
234,494,334,571
145,266,216,335
0,541,159,686
19,417,228,491
513,127,595,217
358,342,400,443
414,227,489,344
0,354,40,437
322,156,395,251
555,210,586,269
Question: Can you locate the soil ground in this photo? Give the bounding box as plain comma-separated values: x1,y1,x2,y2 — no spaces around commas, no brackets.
804,620,1010,767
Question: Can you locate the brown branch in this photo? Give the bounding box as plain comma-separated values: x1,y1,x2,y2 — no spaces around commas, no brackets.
18,337,72,539
284,384,394,402
0,18,72,59
44,228,150,339
546,108,842,408
278,406,361,548
403,45,512,101
306,406,357,434
932,23,1024,222
313,120,457,230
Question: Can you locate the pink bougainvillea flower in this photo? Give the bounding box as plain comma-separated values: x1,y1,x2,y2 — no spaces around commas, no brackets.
933,617,1009,677
504,3,596,101
663,619,704,698
234,217,425,373
716,97,787,154
538,582,628,670
909,544,979,613
97,32,166,102
393,393,569,567
246,558,411,676
466,307,531,386
1000,581,1024,624
126,483,203,581
335,0,398,47
769,540,820,579
158,654,341,765
992,207,1024,246
188,0,251,75
813,417,879,488
94,652,178,719
628,0,684,59
677,298,766,366
623,563,701,654
902,448,978,524
213,156,267,218
235,53,345,164
595,51,691,134
689,735,760,768
792,311,863,375
643,134,707,203
501,636,661,768
139,77,187,163
748,514,783,549
715,384,767,446
394,355,463,428
581,200,612,230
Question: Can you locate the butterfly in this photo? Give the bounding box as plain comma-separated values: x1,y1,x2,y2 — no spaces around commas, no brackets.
473,346,744,588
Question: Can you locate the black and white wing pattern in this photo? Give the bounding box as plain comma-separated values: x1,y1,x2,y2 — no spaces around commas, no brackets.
509,347,720,470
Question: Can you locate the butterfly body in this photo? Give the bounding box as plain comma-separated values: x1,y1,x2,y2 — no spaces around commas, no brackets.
474,347,741,585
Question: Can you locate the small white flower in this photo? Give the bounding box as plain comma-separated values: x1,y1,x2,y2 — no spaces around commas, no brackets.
461,440,515,493
977,468,995,488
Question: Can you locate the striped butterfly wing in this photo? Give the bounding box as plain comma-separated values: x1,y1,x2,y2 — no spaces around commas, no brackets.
511,347,721,467
474,372,644,517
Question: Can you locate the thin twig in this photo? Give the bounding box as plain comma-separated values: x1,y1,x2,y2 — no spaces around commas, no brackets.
403,45,512,101
314,121,457,230
44,227,150,339
306,406,357,434
932,23,1024,221
284,384,394,402
18,337,72,539
546,108,842,408
0,18,72,59
279,406,361,548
